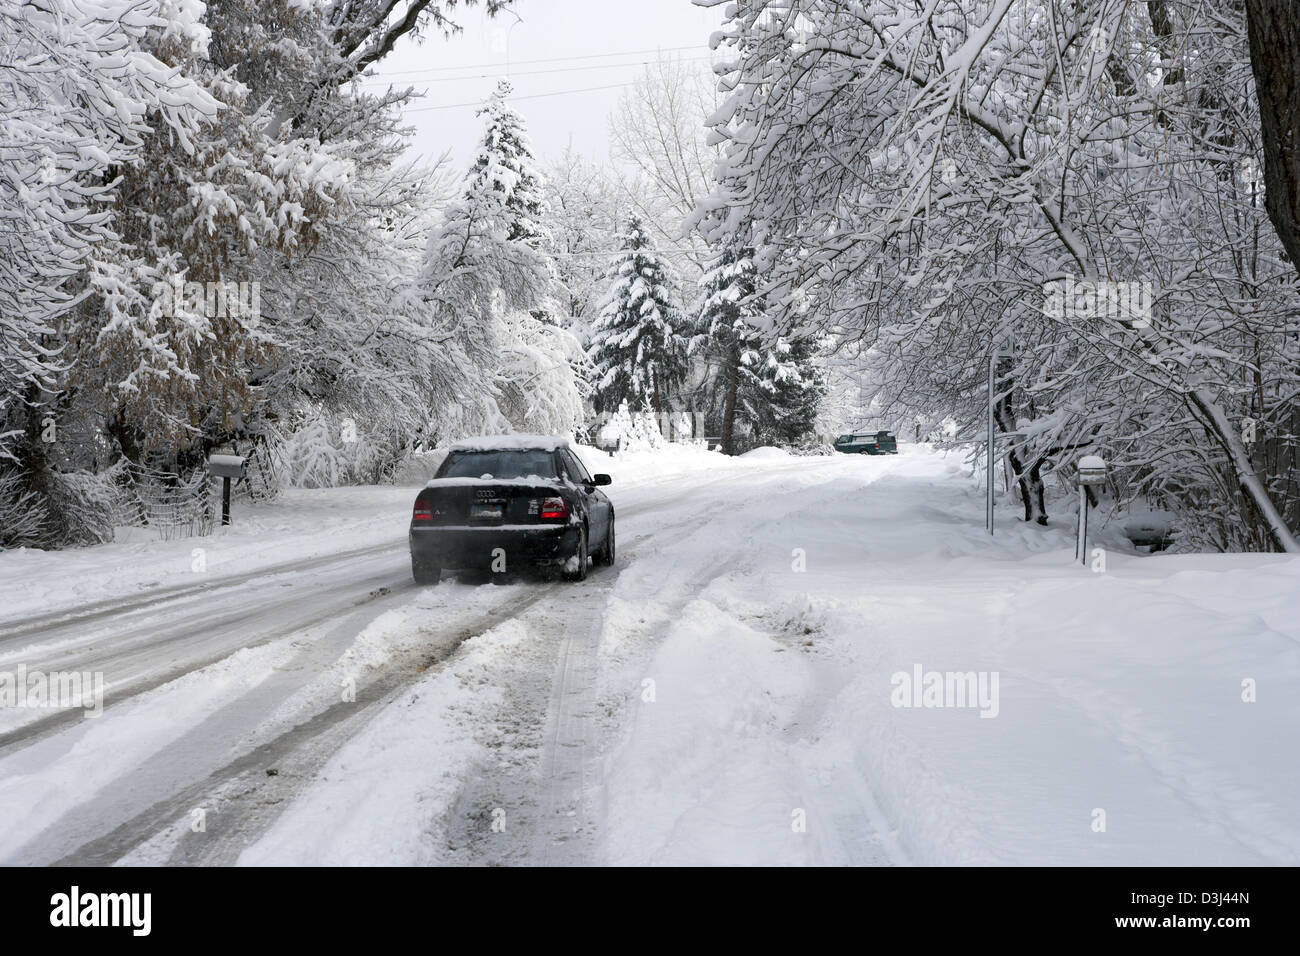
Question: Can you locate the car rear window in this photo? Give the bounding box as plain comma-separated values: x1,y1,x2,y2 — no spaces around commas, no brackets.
440,450,558,480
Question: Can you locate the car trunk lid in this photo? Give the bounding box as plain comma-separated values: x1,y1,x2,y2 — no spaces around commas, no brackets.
415,480,565,526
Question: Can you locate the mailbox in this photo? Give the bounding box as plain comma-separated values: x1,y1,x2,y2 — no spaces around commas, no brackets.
206,454,245,479
1075,455,1108,566
1077,455,1108,485
207,453,246,526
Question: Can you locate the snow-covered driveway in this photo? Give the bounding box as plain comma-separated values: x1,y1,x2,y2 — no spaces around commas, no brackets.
1,446,1297,866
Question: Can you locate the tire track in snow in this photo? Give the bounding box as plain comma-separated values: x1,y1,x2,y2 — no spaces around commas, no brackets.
0,553,414,755
41,588,552,867
0,539,405,643
441,458,896,865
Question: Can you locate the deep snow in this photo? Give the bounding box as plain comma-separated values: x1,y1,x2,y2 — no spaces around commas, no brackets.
0,443,1296,865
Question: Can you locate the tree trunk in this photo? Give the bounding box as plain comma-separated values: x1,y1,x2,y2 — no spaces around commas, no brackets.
1027,458,1048,526
992,365,1046,524
1245,1,1300,275
993,394,1035,523
1188,388,1299,552
720,350,740,455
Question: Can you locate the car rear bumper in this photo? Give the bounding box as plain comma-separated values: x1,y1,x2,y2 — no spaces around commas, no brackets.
409,523,578,569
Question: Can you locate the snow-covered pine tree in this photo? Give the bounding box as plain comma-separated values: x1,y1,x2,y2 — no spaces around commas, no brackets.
467,80,550,249
747,334,827,448
692,246,767,454
692,246,824,453
590,216,688,419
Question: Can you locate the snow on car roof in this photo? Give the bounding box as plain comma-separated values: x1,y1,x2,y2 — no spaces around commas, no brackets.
449,434,572,452
424,475,562,488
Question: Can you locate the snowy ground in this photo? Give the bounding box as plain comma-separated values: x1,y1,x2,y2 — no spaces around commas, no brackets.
0,444,1296,866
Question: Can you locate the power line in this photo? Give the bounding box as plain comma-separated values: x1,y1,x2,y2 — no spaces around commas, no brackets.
403,81,637,114
360,53,713,86
369,43,703,79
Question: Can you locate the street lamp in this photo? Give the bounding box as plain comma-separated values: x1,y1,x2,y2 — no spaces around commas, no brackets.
502,9,523,78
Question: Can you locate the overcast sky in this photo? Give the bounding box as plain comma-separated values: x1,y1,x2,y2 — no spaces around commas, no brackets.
364,0,725,170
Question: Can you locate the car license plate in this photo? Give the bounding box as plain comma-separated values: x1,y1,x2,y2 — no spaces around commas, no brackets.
470,503,503,520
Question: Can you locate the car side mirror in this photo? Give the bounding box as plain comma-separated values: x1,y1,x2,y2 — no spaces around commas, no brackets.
591,474,612,486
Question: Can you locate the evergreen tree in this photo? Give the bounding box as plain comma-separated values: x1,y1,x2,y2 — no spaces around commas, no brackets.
748,334,827,448
692,246,766,454
466,80,549,248
589,216,688,417
692,246,825,453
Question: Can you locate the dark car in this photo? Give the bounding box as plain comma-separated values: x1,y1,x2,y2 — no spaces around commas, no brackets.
833,431,898,455
408,437,614,584
1123,511,1175,552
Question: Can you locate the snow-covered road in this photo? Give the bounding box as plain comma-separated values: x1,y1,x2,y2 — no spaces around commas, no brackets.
1,445,1297,866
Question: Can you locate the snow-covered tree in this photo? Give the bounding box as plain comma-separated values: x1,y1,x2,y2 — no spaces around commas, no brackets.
2,0,522,548
610,57,719,279
0,0,218,546
590,216,689,418
749,334,827,448
420,86,583,438
692,247,768,454
544,148,623,342
467,80,549,249
697,0,1300,552
691,247,825,454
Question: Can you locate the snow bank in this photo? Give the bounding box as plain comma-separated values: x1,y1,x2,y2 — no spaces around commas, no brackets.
571,441,730,484
739,445,790,459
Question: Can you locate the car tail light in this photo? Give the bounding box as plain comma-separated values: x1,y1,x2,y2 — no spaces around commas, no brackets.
413,502,432,523
540,497,566,520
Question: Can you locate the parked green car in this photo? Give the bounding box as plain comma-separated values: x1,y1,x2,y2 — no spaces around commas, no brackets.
834,431,898,455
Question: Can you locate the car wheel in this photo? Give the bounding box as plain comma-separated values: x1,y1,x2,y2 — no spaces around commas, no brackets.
599,514,616,566
412,555,440,585
566,525,589,581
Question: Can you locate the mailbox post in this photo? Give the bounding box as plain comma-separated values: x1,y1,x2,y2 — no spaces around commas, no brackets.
206,454,246,526
1076,455,1108,565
